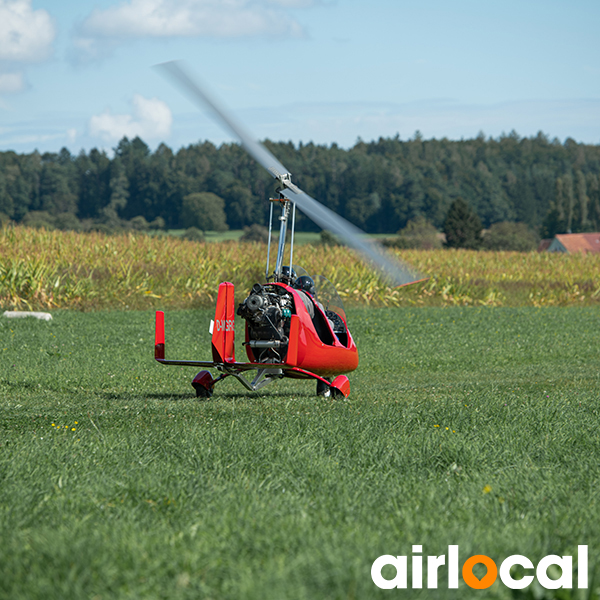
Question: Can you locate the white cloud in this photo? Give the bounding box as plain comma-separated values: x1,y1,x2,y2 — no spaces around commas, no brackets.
0,0,55,62
0,71,24,93
89,94,173,142
73,0,306,61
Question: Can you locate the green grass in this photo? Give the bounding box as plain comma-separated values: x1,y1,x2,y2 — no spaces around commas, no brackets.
1,307,600,599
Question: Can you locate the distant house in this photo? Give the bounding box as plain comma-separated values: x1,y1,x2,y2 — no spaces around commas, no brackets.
538,233,600,253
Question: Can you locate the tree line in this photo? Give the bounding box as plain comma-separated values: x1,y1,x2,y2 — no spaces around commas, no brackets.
1,131,599,238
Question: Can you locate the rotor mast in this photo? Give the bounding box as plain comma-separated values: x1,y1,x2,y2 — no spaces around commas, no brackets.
269,173,297,283
274,199,290,280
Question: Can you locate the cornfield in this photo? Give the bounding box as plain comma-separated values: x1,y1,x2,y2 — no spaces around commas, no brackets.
1,227,599,310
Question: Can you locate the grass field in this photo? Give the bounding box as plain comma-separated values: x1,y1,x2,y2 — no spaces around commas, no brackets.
1,306,599,599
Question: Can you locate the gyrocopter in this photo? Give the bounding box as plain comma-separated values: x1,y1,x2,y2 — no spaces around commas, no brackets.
153,61,425,399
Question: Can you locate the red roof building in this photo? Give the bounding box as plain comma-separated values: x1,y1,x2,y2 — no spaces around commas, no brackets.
541,233,600,253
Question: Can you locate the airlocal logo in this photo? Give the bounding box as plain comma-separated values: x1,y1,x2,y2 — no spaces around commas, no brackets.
372,545,588,590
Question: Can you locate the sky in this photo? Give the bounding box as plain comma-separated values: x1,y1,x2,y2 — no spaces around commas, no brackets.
0,0,599,156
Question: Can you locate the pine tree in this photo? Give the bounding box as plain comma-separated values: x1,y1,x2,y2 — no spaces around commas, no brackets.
563,173,575,232
442,198,483,249
102,160,129,226
576,170,589,231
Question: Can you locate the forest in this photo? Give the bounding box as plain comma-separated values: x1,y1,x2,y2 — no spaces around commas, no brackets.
0,131,599,239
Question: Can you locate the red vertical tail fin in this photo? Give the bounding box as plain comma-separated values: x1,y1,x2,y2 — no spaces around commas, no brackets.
211,282,235,363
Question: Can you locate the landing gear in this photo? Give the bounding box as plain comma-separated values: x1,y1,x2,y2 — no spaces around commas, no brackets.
316,375,351,398
316,378,331,397
331,375,350,398
192,370,215,399
194,385,213,399
190,369,351,400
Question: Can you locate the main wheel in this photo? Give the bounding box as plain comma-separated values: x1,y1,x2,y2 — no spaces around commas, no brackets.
316,379,331,397
194,384,213,399
192,370,214,400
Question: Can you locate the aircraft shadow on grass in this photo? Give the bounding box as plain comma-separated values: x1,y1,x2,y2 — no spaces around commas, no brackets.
99,390,318,402
0,380,317,402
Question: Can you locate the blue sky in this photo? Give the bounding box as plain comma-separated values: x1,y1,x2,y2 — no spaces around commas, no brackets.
1,0,599,155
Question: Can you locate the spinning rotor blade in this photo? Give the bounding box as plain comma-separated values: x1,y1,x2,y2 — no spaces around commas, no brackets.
156,60,426,287
279,186,423,286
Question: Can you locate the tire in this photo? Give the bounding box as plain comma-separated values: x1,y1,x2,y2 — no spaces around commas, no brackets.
194,384,213,399
316,379,331,397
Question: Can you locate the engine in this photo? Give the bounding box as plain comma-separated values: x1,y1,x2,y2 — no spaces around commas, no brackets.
236,283,294,363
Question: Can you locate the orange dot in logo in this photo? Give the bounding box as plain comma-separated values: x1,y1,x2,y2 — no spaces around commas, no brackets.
462,555,498,589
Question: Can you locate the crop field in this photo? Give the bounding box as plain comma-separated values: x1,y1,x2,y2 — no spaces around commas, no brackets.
1,305,600,599
1,227,600,310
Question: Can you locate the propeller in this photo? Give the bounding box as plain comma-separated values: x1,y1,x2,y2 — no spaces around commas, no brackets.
155,60,426,287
